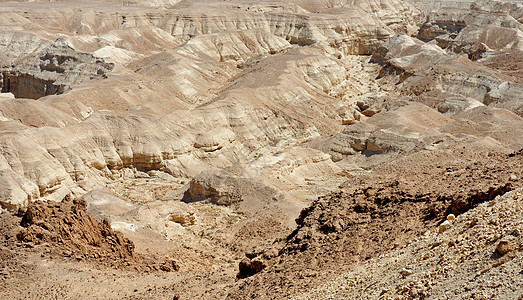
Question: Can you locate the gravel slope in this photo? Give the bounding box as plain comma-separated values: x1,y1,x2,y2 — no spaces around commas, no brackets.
295,188,523,299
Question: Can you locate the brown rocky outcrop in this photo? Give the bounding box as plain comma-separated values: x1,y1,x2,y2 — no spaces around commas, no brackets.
297,187,523,299
17,196,136,265
16,195,177,271
229,148,523,299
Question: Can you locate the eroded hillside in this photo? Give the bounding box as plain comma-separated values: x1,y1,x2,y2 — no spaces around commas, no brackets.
0,0,521,299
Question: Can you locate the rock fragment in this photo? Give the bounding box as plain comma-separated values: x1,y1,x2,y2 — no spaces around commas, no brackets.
238,257,267,279
438,220,451,234
400,268,413,277
495,236,516,255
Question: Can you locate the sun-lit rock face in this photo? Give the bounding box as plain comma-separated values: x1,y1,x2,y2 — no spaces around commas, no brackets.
413,0,523,87
0,0,521,211
405,0,474,15
0,0,419,208
0,0,522,299
417,0,523,55
370,34,523,115
1,39,114,99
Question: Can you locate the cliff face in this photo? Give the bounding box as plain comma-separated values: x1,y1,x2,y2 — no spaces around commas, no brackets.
0,39,113,99
1,0,421,52
416,0,523,81
369,34,523,115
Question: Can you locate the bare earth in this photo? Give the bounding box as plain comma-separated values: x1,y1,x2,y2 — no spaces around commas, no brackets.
0,0,522,299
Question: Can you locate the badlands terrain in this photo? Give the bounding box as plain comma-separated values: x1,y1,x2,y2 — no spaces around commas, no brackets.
0,0,522,299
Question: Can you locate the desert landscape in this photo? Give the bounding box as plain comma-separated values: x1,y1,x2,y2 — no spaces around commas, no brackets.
0,0,521,299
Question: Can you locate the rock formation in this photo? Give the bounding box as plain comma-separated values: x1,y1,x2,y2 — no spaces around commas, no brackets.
0,0,521,299
0,39,114,99
297,188,523,299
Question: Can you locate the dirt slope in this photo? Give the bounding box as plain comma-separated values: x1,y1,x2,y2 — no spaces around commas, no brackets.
297,187,523,299
228,148,523,299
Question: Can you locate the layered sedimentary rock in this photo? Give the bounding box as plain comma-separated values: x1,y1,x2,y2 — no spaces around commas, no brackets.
416,0,523,85
183,169,283,211
1,39,113,99
0,0,522,299
0,0,520,212
371,34,523,115
1,0,408,208
406,0,474,16
418,0,523,56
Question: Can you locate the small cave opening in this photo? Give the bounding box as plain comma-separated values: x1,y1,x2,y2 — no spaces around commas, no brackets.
1,71,65,100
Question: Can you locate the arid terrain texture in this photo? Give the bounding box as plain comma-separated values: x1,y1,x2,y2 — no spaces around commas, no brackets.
0,0,522,299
